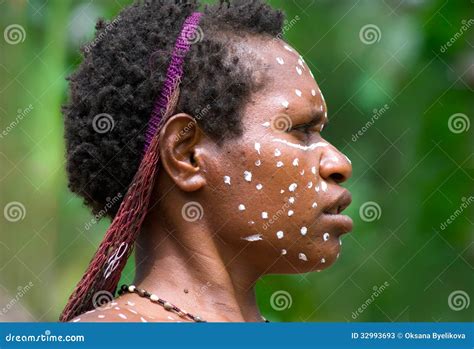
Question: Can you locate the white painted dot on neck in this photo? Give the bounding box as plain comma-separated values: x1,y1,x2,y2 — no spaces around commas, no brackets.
311,89,316,96
72,318,81,322
289,183,297,192
312,202,318,208
256,183,263,190
292,158,299,167
224,176,231,185
282,100,289,109
323,232,330,241
296,66,303,75
307,181,313,189
274,148,281,157
255,142,261,155
140,316,148,323
244,171,252,182
118,313,127,320
311,166,316,175
276,231,284,239
238,204,246,211
288,210,294,217
295,89,302,97
262,212,269,219
242,234,263,242
262,121,270,128
321,181,328,192
321,257,326,263
98,314,105,319
255,159,261,167
281,249,287,255
276,57,285,65
276,161,284,168
280,189,285,194
299,253,308,261
289,197,295,204
300,226,308,236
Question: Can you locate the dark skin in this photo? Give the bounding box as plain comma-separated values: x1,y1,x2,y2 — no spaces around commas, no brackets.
71,36,352,323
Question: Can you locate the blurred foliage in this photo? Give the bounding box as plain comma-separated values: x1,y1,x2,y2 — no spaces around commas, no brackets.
0,0,472,322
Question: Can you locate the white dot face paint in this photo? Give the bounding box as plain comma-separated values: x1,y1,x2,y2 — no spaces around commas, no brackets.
127,301,135,306
248,221,255,225
296,66,303,75
299,253,308,261
321,181,328,192
339,238,342,246
262,212,268,219
281,249,287,255
118,313,127,320
300,169,305,176
280,189,285,194
255,159,261,167
274,149,281,157
320,124,325,132
292,158,299,166
315,185,320,192
72,318,81,322
98,314,105,319
256,184,263,190
276,57,285,65
307,181,313,189
276,161,284,168
238,204,246,211
276,231,284,239
312,202,318,208
242,234,263,242
255,142,261,155
289,197,295,204
273,138,328,151
284,44,293,52
300,227,307,236
321,258,326,264
224,176,231,185
244,171,252,182
140,317,148,323
129,309,138,314
295,89,302,97
289,183,297,192
298,58,304,67
311,166,316,175
282,100,289,109
262,122,270,127
288,210,294,217
311,89,316,96
323,232,330,241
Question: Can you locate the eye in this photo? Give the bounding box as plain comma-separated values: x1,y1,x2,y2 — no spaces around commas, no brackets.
291,121,320,135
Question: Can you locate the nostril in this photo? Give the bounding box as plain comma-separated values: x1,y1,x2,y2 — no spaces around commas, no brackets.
330,173,345,183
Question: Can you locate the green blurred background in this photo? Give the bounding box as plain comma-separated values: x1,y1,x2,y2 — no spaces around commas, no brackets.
0,0,472,322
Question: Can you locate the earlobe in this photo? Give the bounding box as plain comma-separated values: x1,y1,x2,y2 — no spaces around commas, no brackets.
159,114,207,192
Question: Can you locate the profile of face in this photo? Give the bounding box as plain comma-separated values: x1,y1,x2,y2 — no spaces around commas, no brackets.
159,38,353,277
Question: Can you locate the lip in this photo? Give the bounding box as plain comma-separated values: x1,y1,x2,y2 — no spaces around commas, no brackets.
321,189,353,235
321,213,353,236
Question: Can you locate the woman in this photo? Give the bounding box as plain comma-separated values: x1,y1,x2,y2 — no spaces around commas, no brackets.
61,0,353,323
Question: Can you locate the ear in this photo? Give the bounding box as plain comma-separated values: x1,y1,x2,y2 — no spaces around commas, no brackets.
159,113,207,192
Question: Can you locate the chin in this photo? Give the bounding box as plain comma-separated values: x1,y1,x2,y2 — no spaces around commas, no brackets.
269,246,341,274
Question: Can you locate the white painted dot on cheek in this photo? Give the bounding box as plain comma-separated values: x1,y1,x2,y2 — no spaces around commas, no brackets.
292,158,299,166
307,181,313,189
320,124,325,132
238,204,246,211
339,238,342,246
288,197,295,204
248,220,255,225
129,309,138,314
321,258,326,264
298,58,305,67
244,171,252,182
262,121,270,127
284,44,293,52
315,185,320,192
296,66,303,75
299,253,308,261
255,159,261,167
323,232,330,241
276,161,284,168
281,249,287,255
321,180,328,192
224,176,231,185
295,89,302,97
276,231,284,239
311,166,316,175
311,89,316,96
256,184,263,190
243,234,263,242
312,202,318,208
289,183,297,192
300,227,307,236
127,301,135,306
114,307,120,310
288,210,294,217
274,149,281,157
280,189,285,194
262,212,268,219
255,142,261,155
300,169,305,176
282,100,289,109
276,57,285,65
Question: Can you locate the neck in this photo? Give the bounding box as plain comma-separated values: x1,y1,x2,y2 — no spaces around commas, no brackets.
133,209,263,322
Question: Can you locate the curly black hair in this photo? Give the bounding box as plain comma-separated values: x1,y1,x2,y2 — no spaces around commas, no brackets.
63,0,285,218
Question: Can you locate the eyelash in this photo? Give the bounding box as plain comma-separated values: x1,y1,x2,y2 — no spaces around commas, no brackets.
291,121,320,134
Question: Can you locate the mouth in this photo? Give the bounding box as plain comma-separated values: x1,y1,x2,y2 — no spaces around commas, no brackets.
321,190,353,234
323,190,352,215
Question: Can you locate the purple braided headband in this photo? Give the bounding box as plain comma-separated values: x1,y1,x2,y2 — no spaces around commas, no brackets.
144,12,203,152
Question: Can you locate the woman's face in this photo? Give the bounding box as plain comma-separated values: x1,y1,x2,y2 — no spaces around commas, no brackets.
203,39,352,274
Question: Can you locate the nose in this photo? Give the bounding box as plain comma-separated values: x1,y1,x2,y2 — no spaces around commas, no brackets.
319,144,352,184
